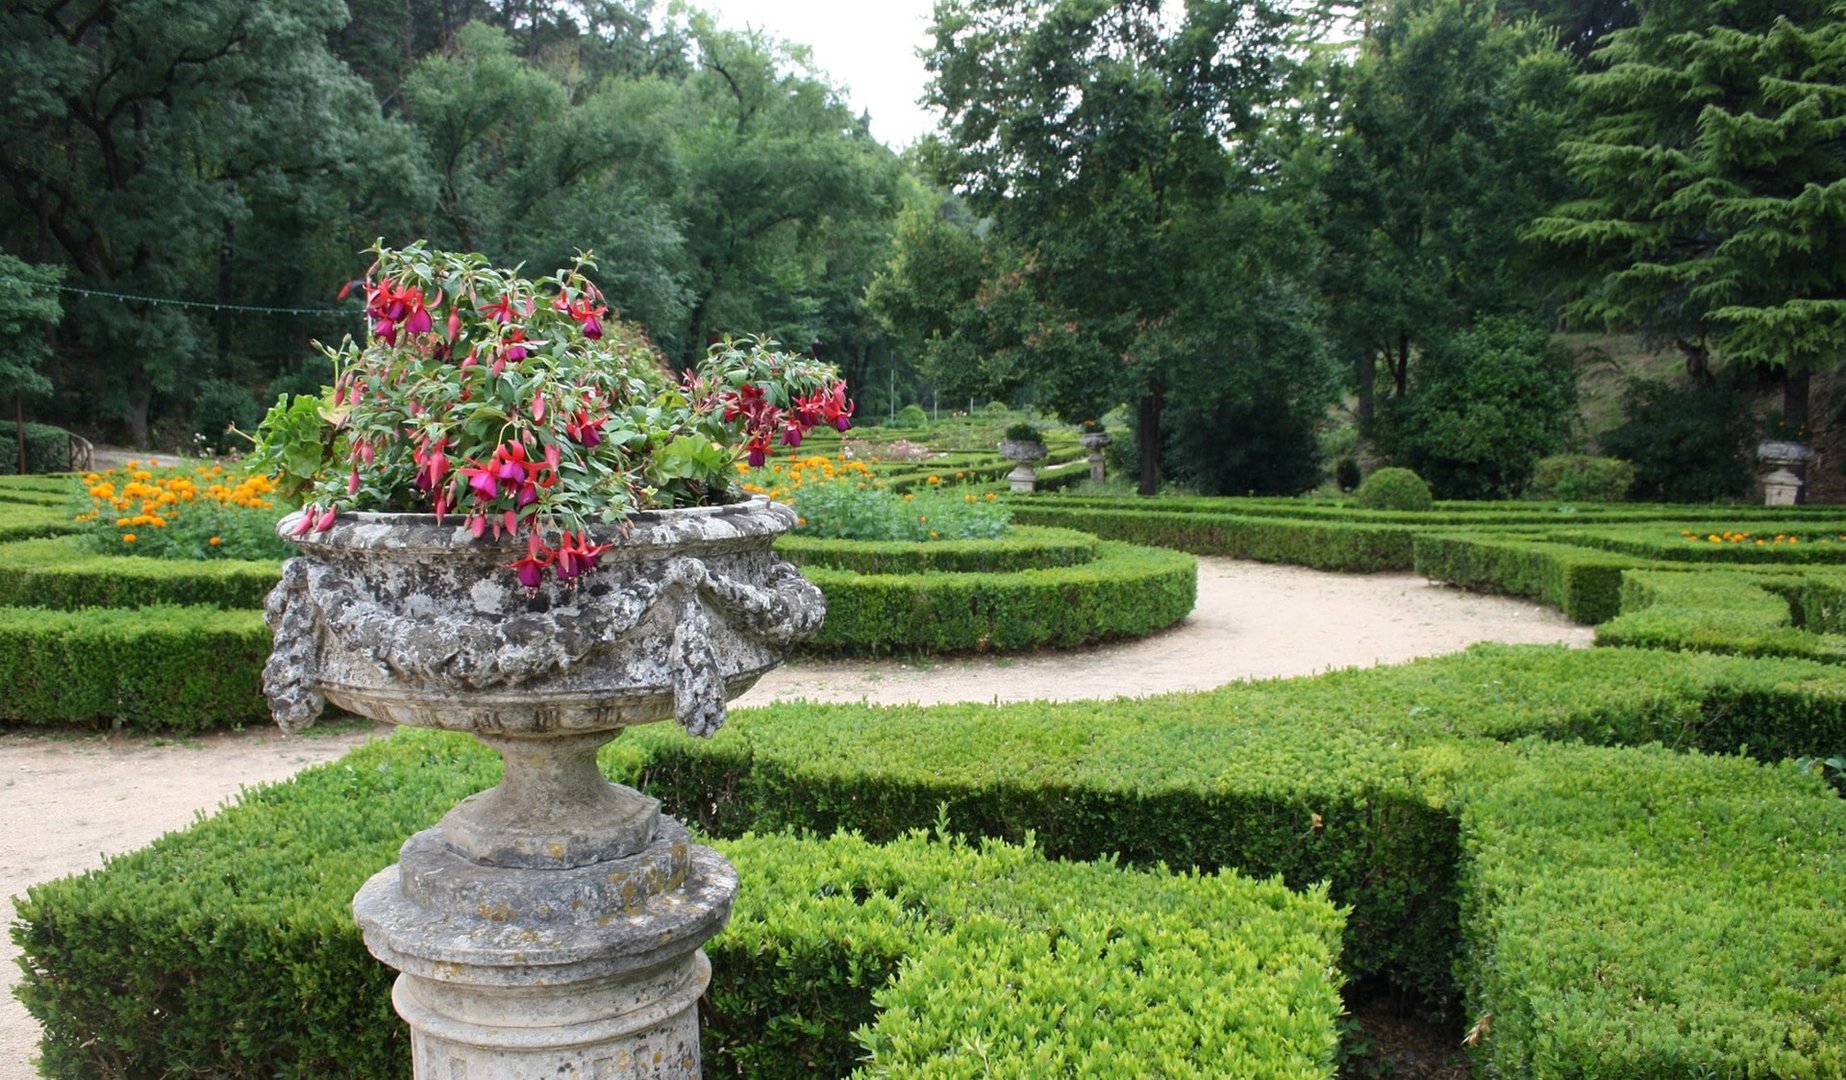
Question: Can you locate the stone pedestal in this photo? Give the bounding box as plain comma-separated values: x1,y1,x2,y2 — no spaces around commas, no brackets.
1080,432,1111,483
1757,441,1814,505
999,439,1047,493
262,498,824,1080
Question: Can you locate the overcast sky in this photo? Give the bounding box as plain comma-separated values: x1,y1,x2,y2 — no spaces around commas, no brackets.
698,0,943,149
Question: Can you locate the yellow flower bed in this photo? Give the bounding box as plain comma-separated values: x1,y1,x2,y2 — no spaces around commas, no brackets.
73,460,289,561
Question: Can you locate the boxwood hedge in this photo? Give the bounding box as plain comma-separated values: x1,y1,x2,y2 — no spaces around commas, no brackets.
16,644,1846,1078
1009,504,1417,572
13,736,1345,1079
0,536,279,610
775,525,1098,575
800,540,1195,654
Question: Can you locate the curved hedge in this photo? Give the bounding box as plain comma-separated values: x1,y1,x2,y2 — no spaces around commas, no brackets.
775,525,1098,575
13,747,1344,1079
17,646,1846,1077
801,540,1196,654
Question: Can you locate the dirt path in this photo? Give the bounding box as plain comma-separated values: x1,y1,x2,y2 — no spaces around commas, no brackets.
0,557,1590,1075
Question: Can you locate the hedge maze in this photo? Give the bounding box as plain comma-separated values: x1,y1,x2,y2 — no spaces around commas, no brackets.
7,477,1846,1077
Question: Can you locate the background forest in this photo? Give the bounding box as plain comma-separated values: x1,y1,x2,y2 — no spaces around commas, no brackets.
2,0,1841,502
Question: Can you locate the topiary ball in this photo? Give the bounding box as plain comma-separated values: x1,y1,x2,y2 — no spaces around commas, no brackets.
1354,467,1433,511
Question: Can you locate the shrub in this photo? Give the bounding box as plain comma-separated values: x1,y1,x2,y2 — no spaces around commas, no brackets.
189,378,265,456
983,400,1011,415
789,477,1010,543
1374,316,1577,499
0,421,77,475
801,540,1196,654
894,404,929,428
0,537,279,610
1353,467,1433,512
13,741,1347,1080
1599,378,1754,502
1527,454,1635,502
776,525,1097,575
0,604,270,731
1334,456,1361,493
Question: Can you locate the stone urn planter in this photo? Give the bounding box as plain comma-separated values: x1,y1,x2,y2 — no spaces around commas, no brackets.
998,438,1048,493
262,496,823,1079
1756,440,1815,505
1079,431,1111,483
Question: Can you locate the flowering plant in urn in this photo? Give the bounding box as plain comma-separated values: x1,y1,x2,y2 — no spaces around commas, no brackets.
251,242,851,589
249,244,850,1077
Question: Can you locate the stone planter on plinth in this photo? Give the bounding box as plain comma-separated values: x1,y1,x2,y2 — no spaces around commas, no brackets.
1756,440,1815,505
998,438,1048,493
1079,431,1111,483
262,497,823,1079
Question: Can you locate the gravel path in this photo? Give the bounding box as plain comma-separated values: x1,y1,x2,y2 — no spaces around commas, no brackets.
0,557,1590,1075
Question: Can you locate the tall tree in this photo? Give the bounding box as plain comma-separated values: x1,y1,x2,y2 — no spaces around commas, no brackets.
923,0,1320,494
0,0,414,444
1528,0,1846,432
1313,0,1573,432
668,18,901,366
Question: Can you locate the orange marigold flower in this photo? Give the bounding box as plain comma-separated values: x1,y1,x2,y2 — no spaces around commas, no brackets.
208,536,222,546
121,533,137,543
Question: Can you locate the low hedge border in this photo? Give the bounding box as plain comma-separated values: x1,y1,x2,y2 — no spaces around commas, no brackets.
1024,493,1846,525
800,539,1197,654
15,645,1846,1077
775,525,1099,575
13,739,1345,1079
1597,568,1846,664
0,604,269,731
0,536,279,610
1555,523,1846,565
1411,533,1650,624
0,502,81,543
1009,504,1417,572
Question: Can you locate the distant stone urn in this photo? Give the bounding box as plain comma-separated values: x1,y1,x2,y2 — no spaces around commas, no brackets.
998,437,1048,493
262,496,824,1079
1756,440,1815,505
1079,431,1111,483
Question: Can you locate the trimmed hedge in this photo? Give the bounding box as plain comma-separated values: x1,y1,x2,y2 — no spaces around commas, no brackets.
1458,741,1846,1078
0,422,76,475
1010,504,1417,572
801,539,1196,654
775,525,1098,575
1597,569,1846,664
0,605,269,731
0,536,279,610
17,645,1846,1077
1556,523,1846,565
1412,533,1648,624
0,501,81,543
14,735,1345,1079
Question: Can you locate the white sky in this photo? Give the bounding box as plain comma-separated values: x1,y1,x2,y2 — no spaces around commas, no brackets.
696,0,942,149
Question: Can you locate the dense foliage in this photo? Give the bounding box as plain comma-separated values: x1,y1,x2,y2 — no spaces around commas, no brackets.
1,0,1840,496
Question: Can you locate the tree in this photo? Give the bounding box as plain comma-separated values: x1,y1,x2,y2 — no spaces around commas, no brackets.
1313,0,1573,432
0,255,62,471
923,0,1321,494
1527,0,1846,432
1375,314,1577,498
667,19,902,366
0,0,416,444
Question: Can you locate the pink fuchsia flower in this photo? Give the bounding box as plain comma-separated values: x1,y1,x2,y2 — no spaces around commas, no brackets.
507,533,553,590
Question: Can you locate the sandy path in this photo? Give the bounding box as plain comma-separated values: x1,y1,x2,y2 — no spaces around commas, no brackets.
0,557,1589,1075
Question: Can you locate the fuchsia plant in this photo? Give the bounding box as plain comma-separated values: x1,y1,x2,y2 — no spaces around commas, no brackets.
251,242,851,586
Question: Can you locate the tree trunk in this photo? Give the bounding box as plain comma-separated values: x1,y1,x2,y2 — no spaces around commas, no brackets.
1356,348,1376,430
1677,339,1714,386
127,379,153,449
1784,367,1811,504
1392,331,1410,398
1136,388,1163,497
14,392,25,476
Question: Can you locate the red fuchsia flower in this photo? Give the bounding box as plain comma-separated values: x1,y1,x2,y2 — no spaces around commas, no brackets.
447,310,463,342
293,507,318,537
781,423,803,449
568,295,607,340
552,531,608,582
315,506,338,532
745,433,772,468
507,532,553,590
459,460,499,502
799,383,855,432
565,409,605,448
